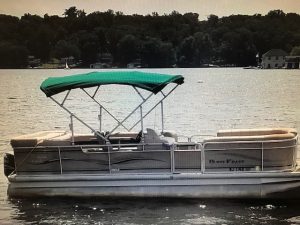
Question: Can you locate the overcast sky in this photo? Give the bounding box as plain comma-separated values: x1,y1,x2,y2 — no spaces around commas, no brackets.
0,0,300,20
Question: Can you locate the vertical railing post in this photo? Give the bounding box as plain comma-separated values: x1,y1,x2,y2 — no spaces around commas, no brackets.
108,148,111,174
140,106,145,150
293,139,296,168
70,115,74,145
140,105,144,133
58,147,63,174
201,144,205,173
170,145,175,173
261,142,264,171
99,106,102,132
161,102,164,133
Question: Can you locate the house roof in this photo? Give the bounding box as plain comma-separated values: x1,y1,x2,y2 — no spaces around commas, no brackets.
263,49,288,57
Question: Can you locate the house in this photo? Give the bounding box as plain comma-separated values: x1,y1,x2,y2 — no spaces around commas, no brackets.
90,53,113,69
27,55,41,68
127,59,142,68
60,56,75,65
285,56,300,69
261,49,288,69
90,62,111,69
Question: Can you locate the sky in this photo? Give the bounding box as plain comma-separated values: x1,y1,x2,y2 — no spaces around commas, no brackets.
0,0,300,20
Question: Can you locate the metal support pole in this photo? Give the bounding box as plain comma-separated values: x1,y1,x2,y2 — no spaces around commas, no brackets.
160,90,166,97
92,85,100,98
82,88,129,131
110,92,153,133
108,148,111,174
61,90,71,106
140,105,144,135
201,144,205,173
58,147,63,174
133,86,146,101
50,96,107,142
99,106,102,132
170,145,175,173
261,142,264,171
161,102,164,133
70,115,74,145
130,84,179,131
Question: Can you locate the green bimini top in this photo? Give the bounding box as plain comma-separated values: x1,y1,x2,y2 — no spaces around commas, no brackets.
40,71,184,97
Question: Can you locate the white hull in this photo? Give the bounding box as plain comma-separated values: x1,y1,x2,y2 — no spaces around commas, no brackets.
8,171,300,198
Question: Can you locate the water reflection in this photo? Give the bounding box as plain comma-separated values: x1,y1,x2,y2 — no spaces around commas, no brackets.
6,198,300,225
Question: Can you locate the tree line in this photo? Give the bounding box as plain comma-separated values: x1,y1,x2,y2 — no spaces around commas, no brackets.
0,7,300,68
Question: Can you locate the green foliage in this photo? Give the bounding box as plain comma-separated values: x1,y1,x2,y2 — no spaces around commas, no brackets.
290,46,300,56
141,38,175,68
117,34,140,66
0,41,28,68
63,6,86,18
52,40,80,59
0,7,300,68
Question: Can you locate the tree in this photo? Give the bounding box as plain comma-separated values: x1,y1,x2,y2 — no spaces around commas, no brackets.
267,10,286,18
290,46,300,56
64,7,78,18
0,7,300,68
71,31,100,66
177,36,195,67
141,38,175,67
52,40,80,59
207,14,219,26
218,28,257,66
117,34,139,66
0,42,28,68
193,32,212,65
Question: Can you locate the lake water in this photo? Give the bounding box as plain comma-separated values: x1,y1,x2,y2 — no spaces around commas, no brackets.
0,68,300,224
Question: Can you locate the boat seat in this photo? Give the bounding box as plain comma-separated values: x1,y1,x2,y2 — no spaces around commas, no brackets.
143,128,175,150
38,133,99,146
205,133,296,143
217,128,297,137
11,131,67,147
161,130,178,141
108,131,142,144
11,131,106,148
204,128,297,150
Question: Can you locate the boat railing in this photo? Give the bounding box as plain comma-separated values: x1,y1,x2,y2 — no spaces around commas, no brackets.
12,136,298,175
201,135,298,173
177,134,216,142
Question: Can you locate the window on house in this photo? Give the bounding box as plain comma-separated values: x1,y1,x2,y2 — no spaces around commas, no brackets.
268,56,271,60
275,63,278,67
276,56,278,60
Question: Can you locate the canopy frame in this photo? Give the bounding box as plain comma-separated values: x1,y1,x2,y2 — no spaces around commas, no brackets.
42,71,184,144
49,83,180,144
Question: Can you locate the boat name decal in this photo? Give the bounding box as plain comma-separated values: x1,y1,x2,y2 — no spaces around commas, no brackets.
208,159,245,164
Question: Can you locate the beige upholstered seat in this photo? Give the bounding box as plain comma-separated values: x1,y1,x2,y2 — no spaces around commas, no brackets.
11,131,97,147
11,131,67,147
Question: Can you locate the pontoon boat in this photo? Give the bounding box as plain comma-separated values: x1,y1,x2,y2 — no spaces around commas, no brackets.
4,71,300,198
